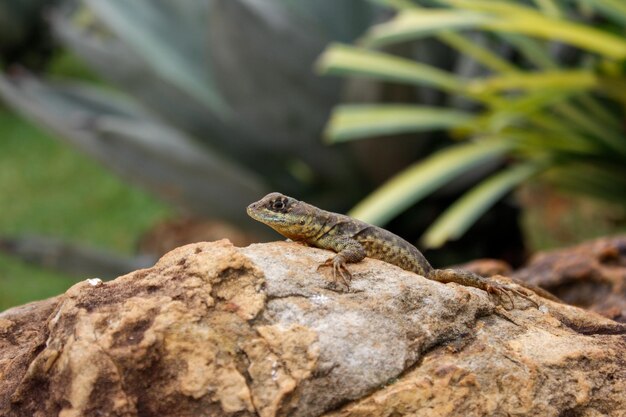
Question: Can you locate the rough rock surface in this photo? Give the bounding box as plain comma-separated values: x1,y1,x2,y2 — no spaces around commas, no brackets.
514,236,626,323
1,240,625,417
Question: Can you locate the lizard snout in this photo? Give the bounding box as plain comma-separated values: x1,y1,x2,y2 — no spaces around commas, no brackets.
246,202,260,218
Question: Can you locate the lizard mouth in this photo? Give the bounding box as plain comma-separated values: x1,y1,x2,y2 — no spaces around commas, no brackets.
246,205,287,225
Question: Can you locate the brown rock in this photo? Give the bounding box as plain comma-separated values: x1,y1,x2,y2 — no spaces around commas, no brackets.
1,240,625,417
513,236,626,322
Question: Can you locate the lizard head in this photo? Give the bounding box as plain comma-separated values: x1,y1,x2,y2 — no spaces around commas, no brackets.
247,192,312,239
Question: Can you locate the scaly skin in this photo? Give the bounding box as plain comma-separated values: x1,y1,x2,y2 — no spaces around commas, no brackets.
247,192,559,307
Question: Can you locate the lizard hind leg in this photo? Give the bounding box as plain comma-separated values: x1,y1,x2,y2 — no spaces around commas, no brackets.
509,286,539,309
486,284,516,310
431,269,539,310
486,283,539,310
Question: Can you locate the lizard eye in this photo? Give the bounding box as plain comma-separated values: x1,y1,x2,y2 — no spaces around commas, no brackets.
271,200,285,211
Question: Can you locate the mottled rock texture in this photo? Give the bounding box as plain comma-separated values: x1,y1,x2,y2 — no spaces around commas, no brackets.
1,240,625,417
514,236,626,323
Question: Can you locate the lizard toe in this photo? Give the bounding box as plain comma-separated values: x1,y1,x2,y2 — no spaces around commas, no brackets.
318,256,353,289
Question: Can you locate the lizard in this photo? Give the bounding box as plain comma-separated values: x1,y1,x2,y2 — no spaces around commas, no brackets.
247,192,560,308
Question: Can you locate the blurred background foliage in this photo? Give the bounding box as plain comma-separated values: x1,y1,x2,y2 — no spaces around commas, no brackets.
1,0,625,310
319,0,626,248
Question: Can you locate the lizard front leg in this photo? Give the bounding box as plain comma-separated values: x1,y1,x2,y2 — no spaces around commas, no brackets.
315,236,366,288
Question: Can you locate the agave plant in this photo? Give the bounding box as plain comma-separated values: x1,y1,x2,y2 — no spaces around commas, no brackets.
319,0,626,248
0,0,388,233
0,0,408,281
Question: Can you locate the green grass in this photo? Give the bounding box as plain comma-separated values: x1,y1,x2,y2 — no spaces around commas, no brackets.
0,108,170,311
0,252,77,309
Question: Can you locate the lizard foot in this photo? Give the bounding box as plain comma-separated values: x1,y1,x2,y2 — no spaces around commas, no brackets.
494,305,522,327
318,256,353,289
486,283,539,310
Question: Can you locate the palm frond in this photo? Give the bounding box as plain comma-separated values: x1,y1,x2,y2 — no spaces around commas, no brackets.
325,105,474,142
422,162,543,248
349,140,512,225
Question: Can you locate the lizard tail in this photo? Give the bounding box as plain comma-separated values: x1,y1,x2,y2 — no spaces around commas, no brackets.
429,268,561,303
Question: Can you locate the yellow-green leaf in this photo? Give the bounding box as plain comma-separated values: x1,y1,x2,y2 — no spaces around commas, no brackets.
422,162,542,248
467,71,597,95
325,105,475,142
349,139,512,225
317,44,463,93
365,8,626,59
363,10,494,47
